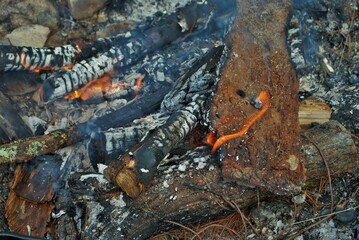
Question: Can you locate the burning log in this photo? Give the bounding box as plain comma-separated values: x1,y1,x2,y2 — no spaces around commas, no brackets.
0,38,227,164
41,0,219,102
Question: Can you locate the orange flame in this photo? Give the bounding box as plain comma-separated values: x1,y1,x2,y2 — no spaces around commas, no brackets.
210,90,270,153
135,74,145,96
64,71,125,101
205,131,217,146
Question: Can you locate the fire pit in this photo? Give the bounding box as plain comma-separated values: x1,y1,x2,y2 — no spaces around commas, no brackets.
0,0,358,239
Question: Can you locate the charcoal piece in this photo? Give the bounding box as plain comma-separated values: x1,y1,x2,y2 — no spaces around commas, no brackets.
0,91,33,142
88,114,167,167
10,154,63,203
0,71,42,96
0,44,80,72
0,128,10,144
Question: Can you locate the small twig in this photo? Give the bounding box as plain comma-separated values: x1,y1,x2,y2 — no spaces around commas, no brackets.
190,224,242,240
281,205,359,239
164,220,202,240
291,205,359,225
350,133,359,141
304,137,334,213
221,196,260,236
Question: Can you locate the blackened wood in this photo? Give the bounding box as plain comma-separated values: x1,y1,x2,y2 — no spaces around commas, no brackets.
0,44,80,72
88,114,167,166
0,39,222,164
76,121,357,240
104,95,208,197
41,0,216,102
0,91,33,142
5,155,62,237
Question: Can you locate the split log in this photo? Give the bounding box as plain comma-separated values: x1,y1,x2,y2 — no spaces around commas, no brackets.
57,120,357,240
299,97,332,130
0,90,33,144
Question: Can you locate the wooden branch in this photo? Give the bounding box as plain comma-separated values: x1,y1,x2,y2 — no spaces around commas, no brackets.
64,120,357,240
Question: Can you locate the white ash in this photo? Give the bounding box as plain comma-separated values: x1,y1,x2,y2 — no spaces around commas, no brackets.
97,164,107,174
111,0,191,24
45,117,69,133
109,194,126,208
177,164,187,172
80,174,108,185
22,115,46,134
140,168,149,173
51,210,66,219
163,180,170,188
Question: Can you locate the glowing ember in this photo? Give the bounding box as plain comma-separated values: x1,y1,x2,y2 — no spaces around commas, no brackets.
210,90,270,153
64,71,121,101
134,74,145,96
20,49,79,73
205,131,217,146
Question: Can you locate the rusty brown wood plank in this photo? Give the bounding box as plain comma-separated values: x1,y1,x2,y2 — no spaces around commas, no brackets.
210,0,305,193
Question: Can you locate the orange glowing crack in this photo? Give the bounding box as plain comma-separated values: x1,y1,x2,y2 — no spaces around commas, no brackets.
210,90,270,153
134,74,145,96
64,71,123,101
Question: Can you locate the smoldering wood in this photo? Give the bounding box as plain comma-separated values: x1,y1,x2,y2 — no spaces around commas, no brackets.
0,44,80,72
104,44,225,197
104,94,208,197
41,0,218,102
209,0,305,194
57,121,357,240
0,39,223,164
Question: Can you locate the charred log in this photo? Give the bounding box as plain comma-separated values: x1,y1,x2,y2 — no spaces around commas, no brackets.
104,94,209,197
0,39,225,164
59,121,357,240
0,44,80,72
41,0,219,102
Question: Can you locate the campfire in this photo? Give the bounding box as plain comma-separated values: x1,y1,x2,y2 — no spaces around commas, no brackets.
0,0,358,239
